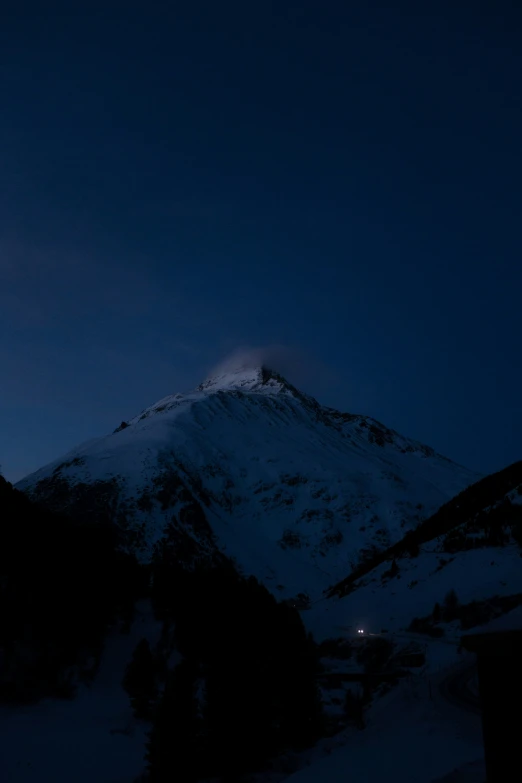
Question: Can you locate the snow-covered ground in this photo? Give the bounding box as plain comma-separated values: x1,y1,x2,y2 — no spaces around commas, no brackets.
0,599,492,783
0,601,162,783
286,652,485,783
432,761,485,783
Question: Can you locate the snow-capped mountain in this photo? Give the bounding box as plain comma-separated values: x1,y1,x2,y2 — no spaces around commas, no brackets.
16,365,479,599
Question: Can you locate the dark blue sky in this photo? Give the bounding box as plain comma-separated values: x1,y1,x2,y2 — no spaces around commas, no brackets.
1,1,521,483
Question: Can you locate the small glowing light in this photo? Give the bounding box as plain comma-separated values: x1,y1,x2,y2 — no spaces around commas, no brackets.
357,629,364,634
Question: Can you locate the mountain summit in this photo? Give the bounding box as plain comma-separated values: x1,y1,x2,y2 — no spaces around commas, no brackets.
196,365,293,394
16,368,480,599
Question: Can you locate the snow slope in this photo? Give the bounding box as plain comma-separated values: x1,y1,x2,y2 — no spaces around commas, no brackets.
306,461,522,640
16,366,479,599
306,543,522,641
285,656,484,783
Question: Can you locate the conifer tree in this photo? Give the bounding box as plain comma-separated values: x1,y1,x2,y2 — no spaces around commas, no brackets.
146,659,200,782
122,639,156,719
443,589,460,621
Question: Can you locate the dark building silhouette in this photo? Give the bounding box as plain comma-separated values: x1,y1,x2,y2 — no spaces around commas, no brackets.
462,618,522,783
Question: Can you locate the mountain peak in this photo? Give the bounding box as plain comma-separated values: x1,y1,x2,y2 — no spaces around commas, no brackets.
196,365,292,395
16,358,480,605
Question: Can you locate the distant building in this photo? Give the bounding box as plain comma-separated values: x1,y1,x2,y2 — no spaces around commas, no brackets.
462,609,522,783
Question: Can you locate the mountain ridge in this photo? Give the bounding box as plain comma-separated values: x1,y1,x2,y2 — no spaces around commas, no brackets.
327,459,522,599
306,460,522,641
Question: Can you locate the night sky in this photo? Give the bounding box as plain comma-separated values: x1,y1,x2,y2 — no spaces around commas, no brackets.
1,2,521,483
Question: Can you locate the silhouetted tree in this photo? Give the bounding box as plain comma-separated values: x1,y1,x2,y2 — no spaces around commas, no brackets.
356,637,394,673
443,589,460,622
146,659,200,782
146,560,324,778
344,689,365,729
0,476,145,703
512,517,522,548
122,639,156,718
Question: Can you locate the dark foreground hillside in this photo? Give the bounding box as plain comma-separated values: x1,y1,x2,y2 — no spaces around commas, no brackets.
0,474,146,702
0,472,325,781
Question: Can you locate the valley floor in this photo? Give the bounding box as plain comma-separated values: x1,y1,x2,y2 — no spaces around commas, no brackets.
0,606,486,783
285,653,485,783
0,601,162,783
